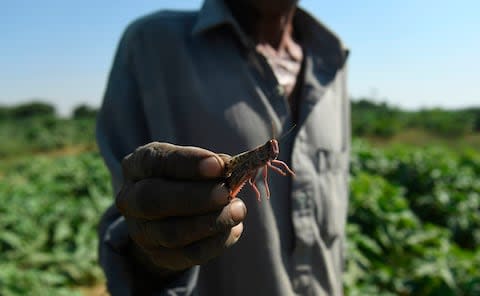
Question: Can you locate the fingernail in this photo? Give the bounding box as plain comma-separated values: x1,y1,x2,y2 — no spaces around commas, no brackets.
232,223,244,239
230,199,247,223
226,223,244,247
211,184,230,205
199,156,222,177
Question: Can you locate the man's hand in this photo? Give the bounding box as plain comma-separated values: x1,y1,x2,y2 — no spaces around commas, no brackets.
116,142,246,272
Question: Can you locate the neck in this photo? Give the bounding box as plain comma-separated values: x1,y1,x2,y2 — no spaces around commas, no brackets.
225,2,297,50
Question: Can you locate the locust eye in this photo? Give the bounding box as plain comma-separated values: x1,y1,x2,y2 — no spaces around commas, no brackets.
271,139,279,155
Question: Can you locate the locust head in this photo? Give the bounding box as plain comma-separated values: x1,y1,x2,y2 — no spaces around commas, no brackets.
268,139,280,160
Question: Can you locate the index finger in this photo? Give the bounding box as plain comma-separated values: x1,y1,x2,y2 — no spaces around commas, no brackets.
122,142,226,181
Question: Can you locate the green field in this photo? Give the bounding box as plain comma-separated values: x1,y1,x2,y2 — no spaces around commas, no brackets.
1,102,479,295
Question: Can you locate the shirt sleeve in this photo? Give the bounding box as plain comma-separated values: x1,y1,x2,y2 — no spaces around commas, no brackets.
96,23,198,296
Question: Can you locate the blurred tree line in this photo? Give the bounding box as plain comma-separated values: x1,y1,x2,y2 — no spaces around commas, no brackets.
1,98,479,158
0,102,97,121
0,102,98,157
352,98,480,138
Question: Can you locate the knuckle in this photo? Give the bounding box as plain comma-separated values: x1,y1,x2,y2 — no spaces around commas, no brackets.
209,214,222,233
127,220,148,246
215,206,236,232
123,142,166,180
131,180,152,214
155,221,184,248
121,153,133,173
121,142,180,181
161,231,183,249
115,184,130,213
212,213,229,233
132,180,146,199
118,181,143,214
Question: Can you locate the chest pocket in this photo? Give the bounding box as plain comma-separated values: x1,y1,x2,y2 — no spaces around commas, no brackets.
314,148,349,247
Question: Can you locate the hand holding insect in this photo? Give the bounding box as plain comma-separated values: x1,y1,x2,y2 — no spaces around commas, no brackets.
116,142,246,274
115,139,293,276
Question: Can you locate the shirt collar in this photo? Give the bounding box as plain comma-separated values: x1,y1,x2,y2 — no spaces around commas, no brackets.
294,9,349,71
192,0,252,48
192,0,349,70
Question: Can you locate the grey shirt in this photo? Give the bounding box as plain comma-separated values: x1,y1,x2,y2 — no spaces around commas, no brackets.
96,0,350,295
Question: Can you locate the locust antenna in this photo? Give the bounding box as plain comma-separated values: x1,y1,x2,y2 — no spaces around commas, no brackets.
278,124,297,142
271,120,278,139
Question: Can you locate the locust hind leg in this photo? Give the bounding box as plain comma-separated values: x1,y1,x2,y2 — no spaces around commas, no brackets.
248,177,261,201
262,164,271,199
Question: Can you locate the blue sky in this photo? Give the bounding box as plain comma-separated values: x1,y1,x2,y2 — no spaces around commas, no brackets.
1,0,479,115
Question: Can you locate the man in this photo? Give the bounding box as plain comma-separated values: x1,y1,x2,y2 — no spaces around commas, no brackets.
97,0,350,295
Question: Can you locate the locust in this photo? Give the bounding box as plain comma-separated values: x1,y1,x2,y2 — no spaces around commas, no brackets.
223,139,295,201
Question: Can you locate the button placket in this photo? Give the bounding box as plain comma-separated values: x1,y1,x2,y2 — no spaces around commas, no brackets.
247,49,293,129
291,188,315,294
